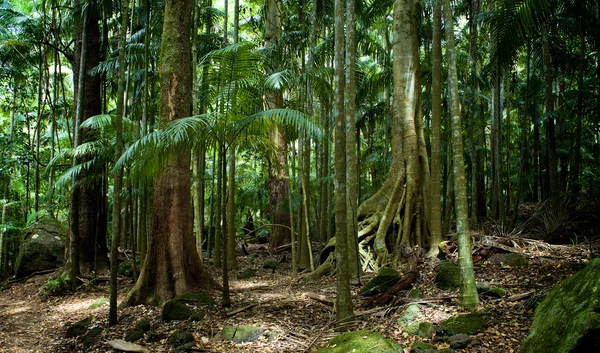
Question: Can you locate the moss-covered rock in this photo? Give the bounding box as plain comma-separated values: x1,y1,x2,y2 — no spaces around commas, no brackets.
117,258,140,277
189,311,206,322
15,218,65,278
398,304,422,326
263,260,279,270
477,287,507,298
437,312,488,337
174,292,214,307
124,319,151,342
410,341,438,353
222,325,264,343
520,258,600,353
81,326,103,347
66,317,91,338
404,321,436,338
359,268,400,296
162,300,191,321
435,262,460,290
488,253,528,267
236,269,257,279
315,330,402,353
169,330,194,350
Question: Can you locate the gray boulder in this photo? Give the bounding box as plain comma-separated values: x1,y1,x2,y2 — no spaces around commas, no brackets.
15,218,65,277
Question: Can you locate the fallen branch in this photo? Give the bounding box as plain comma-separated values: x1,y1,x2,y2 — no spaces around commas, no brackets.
225,303,257,317
505,291,534,302
304,292,334,307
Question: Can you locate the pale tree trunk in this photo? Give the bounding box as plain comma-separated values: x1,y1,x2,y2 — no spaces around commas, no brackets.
334,0,353,329
428,0,443,257
265,0,291,250
109,0,129,326
227,147,237,269
345,0,360,280
442,0,479,310
124,0,218,307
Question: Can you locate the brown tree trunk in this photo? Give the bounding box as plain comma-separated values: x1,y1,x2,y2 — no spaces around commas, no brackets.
124,0,218,307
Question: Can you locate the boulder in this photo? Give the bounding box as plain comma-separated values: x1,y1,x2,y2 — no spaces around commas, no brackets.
359,268,400,296
15,218,65,277
81,326,103,347
435,262,460,290
222,325,264,343
124,319,151,342
66,317,91,338
169,330,194,350
437,312,488,337
162,300,191,322
520,258,600,353
398,304,422,326
448,334,472,349
404,321,436,338
410,341,437,353
315,330,402,353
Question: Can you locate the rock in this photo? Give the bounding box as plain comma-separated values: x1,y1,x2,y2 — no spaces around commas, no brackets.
66,317,91,338
448,334,472,349
398,304,422,326
118,258,140,277
477,287,507,298
236,269,257,279
488,253,528,267
108,339,150,353
15,218,66,277
404,321,436,338
162,300,191,321
222,325,264,343
124,319,151,342
435,262,460,290
315,330,403,353
359,268,400,296
174,292,215,307
189,311,206,322
520,258,600,353
410,341,437,353
263,260,279,270
437,312,488,337
81,326,102,347
169,330,194,350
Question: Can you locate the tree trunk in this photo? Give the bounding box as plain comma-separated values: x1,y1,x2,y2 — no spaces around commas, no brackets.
442,0,479,310
124,0,218,307
543,32,560,210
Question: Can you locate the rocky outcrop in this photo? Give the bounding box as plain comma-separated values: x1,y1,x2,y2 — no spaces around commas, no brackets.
15,218,65,277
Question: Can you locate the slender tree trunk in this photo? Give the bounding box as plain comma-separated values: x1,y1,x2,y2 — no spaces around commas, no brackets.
227,147,237,269
443,0,479,310
543,32,560,210
571,31,585,200
334,0,353,329
428,0,443,257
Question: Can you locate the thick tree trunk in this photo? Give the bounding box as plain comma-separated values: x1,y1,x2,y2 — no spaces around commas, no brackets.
71,0,109,275
124,0,218,307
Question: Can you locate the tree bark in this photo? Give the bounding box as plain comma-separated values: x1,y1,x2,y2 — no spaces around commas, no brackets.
124,0,218,307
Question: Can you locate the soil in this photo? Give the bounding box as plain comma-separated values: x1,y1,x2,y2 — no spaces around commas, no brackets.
0,237,597,353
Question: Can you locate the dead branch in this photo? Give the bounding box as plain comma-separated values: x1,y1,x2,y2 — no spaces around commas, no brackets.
225,303,257,317
304,292,334,307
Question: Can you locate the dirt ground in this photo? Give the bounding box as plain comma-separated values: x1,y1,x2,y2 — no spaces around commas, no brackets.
0,238,595,353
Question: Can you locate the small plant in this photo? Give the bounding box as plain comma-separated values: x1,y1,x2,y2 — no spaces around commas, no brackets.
88,297,108,309
40,271,72,298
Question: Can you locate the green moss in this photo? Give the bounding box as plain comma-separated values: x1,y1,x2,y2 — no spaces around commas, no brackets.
435,262,460,290
88,297,108,309
398,304,422,326
162,300,191,322
315,330,403,353
437,312,488,336
189,311,206,322
404,321,436,338
236,269,257,279
174,292,214,307
81,326,102,347
124,319,151,342
118,258,141,277
410,341,438,353
359,268,400,296
520,258,600,353
66,317,91,338
222,325,264,343
263,261,279,270
169,330,194,350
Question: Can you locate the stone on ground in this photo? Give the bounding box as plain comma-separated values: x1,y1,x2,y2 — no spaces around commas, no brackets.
398,304,422,326
222,325,264,343
124,319,151,342
66,317,91,338
437,312,488,336
169,330,194,350
448,333,473,349
520,258,600,353
359,268,400,296
15,217,65,277
315,330,403,353
404,321,436,338
162,300,191,322
435,262,460,290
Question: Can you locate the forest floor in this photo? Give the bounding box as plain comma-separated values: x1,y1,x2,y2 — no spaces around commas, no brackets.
0,227,597,353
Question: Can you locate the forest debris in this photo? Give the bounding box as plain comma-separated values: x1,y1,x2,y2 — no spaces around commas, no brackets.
226,303,258,317
362,269,418,308
505,291,535,302
107,339,149,353
304,292,334,307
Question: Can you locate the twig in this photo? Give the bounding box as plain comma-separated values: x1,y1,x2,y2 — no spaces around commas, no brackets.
225,303,257,317
304,292,334,307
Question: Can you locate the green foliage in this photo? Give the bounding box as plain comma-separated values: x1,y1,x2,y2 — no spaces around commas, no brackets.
41,271,71,297
87,297,108,309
